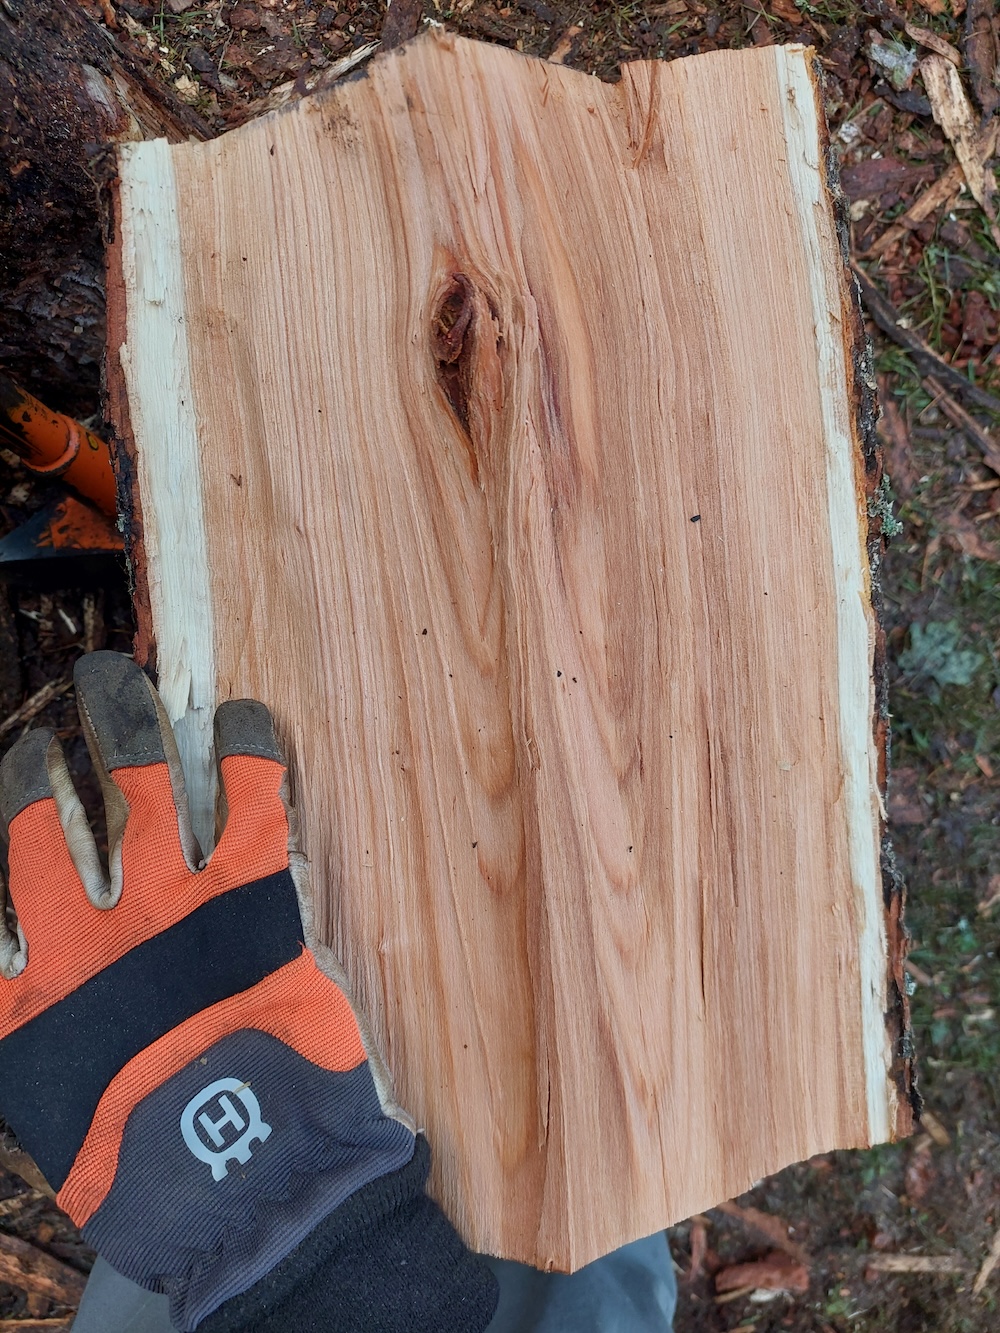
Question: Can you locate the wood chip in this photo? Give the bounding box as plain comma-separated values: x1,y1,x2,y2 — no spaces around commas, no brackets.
973,1226,1000,1294
548,24,583,64
0,680,71,740
866,161,965,256
920,55,1000,244
866,1253,968,1274
905,21,962,64
0,1233,86,1306
717,1200,810,1265
919,1107,951,1145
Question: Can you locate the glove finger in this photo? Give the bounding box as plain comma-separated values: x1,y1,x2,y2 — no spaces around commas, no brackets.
211,696,299,884
73,652,202,888
0,729,107,974
213,699,283,766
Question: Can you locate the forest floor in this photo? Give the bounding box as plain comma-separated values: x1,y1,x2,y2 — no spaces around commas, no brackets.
1,1,999,1330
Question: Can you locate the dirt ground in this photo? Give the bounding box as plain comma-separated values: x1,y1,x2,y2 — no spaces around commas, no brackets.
1,0,999,1329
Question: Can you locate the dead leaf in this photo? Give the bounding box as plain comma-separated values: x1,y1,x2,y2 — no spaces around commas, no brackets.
840,156,933,201
919,1108,952,1146
963,291,999,348
975,752,995,777
912,0,947,13
905,1139,936,1202
715,1250,810,1295
920,56,999,239
888,766,927,825
904,21,961,64
717,1201,810,1264
878,392,919,500
770,0,804,24
965,0,1000,118
941,507,1000,562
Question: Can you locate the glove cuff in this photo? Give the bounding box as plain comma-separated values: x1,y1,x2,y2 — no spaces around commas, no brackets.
198,1135,499,1333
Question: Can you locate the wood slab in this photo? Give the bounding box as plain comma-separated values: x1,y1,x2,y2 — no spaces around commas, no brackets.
107,32,912,1270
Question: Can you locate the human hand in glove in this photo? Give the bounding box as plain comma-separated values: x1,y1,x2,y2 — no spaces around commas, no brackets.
0,652,498,1333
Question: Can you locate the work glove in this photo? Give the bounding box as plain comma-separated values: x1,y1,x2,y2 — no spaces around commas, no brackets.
0,651,498,1333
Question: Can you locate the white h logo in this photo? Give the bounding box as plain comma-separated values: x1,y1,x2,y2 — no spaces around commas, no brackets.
180,1078,272,1181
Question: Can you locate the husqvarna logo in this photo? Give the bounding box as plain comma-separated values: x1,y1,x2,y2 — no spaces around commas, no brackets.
180,1078,272,1181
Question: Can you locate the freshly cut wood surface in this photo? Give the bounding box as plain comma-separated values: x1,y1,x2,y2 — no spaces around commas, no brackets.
109,32,908,1269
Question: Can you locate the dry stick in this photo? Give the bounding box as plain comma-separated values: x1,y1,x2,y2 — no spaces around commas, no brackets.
973,1227,1000,1295
866,1253,968,1274
923,375,1000,475
0,681,71,741
851,263,1000,417
0,1234,86,1307
866,161,965,258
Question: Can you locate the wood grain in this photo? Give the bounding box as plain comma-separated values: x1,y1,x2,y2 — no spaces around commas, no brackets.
0,1233,85,1307
110,33,907,1269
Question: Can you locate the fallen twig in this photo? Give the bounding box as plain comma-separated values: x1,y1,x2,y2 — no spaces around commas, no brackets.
0,681,71,741
688,1217,708,1281
923,376,1000,476
0,1233,86,1307
852,264,1000,417
866,1253,968,1274
973,1226,1000,1295
716,1200,810,1265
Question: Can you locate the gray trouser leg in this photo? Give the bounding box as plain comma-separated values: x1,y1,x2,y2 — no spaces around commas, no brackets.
485,1232,678,1332
73,1257,173,1333
75,1233,678,1332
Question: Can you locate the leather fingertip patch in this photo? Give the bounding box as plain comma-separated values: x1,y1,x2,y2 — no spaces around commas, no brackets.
214,701,282,764
0,729,56,828
74,652,167,771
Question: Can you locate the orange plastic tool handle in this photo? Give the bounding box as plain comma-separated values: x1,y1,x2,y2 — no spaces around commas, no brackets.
0,374,117,517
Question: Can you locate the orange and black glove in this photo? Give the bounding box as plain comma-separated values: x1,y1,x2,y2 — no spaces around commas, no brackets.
0,652,498,1332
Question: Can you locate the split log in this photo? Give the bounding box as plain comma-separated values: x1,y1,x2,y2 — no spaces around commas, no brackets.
107,32,913,1270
